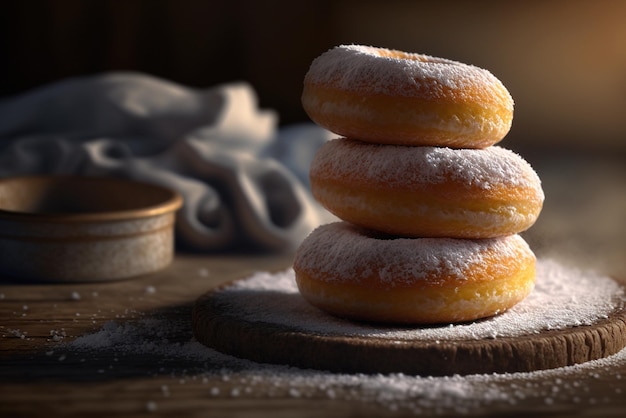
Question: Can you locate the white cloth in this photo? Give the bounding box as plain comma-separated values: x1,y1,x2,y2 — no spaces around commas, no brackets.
0,72,334,251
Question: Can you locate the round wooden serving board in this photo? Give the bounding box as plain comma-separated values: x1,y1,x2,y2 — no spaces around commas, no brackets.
192,270,626,376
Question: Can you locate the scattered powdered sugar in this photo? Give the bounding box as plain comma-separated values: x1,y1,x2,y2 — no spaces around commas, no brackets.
59,257,626,414
304,45,510,103
311,138,543,192
217,258,624,341
69,317,220,359
62,287,626,415
293,222,531,287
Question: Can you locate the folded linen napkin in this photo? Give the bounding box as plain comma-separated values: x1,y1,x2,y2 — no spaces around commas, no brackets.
0,72,334,251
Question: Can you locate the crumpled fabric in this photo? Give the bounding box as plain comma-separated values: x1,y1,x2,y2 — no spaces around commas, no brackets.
0,72,334,252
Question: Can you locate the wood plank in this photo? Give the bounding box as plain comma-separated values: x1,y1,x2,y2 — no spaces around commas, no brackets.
2,253,626,417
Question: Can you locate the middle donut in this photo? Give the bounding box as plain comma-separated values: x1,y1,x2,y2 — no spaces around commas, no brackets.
310,138,544,239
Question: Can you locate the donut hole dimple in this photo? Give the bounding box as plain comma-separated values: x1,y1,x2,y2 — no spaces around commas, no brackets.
376,49,428,63
358,47,460,65
356,45,451,66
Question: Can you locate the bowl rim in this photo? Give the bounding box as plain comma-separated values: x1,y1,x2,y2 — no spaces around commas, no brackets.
0,175,183,223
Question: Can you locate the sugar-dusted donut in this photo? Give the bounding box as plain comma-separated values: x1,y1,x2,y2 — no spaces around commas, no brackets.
310,138,544,239
293,222,536,324
302,44,513,149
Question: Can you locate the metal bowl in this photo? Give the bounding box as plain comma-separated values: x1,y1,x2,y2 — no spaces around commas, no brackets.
0,175,183,282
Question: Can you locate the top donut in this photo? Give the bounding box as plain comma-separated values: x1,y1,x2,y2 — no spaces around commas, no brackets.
302,45,514,149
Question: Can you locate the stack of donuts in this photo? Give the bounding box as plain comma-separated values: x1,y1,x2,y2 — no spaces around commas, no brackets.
294,45,544,324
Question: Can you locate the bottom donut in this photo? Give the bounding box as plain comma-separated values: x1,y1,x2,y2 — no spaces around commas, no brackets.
293,222,536,324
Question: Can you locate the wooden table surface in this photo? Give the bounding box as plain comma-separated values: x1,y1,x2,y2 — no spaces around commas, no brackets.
1,152,625,417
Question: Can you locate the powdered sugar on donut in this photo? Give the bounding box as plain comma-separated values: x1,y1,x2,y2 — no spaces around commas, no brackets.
311,138,543,192
218,259,624,341
304,44,511,103
293,222,531,286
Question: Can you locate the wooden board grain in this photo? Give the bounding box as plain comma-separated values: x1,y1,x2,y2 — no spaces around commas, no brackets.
193,274,626,376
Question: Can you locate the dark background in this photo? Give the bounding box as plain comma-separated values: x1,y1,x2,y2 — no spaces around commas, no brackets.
1,0,625,272
2,0,626,154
